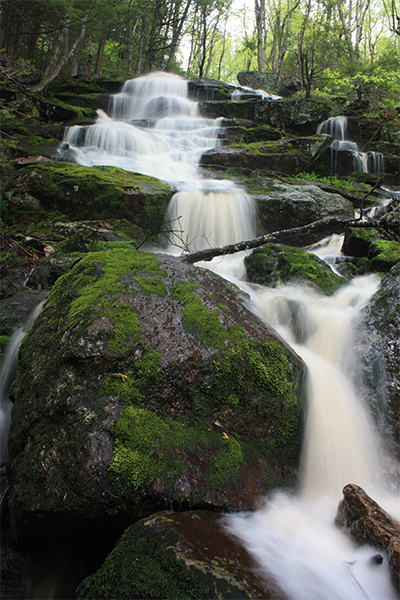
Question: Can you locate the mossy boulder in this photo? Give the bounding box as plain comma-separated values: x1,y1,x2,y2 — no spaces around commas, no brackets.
255,98,333,136
76,510,284,599
245,244,346,295
358,263,400,459
7,248,304,543
343,228,400,272
342,227,380,258
3,163,174,232
369,239,400,272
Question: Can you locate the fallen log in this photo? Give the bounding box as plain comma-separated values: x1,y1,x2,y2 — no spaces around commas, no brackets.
183,215,371,264
335,483,400,592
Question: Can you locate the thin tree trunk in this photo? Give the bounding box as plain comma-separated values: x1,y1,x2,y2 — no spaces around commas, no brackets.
70,36,85,76
255,0,266,72
85,38,96,74
94,24,108,75
127,14,140,76
31,23,86,92
135,15,146,75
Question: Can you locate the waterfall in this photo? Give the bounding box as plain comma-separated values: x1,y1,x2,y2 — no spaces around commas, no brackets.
53,74,398,597
0,298,47,463
223,276,398,600
317,116,384,176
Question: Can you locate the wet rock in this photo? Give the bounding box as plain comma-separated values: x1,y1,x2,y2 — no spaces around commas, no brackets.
335,483,400,591
358,262,400,457
251,180,354,243
201,135,333,176
4,163,174,232
7,250,304,543
76,510,287,599
13,155,52,169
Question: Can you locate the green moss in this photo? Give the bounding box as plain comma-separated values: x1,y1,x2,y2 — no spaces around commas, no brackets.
245,244,346,295
134,275,167,296
76,519,250,600
370,239,400,263
99,346,162,404
0,335,10,366
6,162,173,227
109,407,245,494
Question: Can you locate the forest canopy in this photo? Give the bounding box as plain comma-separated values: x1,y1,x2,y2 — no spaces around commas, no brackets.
0,0,399,107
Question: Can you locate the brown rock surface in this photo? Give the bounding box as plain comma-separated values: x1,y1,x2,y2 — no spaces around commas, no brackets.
335,483,400,591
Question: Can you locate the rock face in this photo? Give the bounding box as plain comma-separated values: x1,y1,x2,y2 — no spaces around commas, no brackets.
237,71,302,98
201,135,333,176
335,483,400,591
358,263,400,456
251,180,354,243
7,248,304,543
76,510,287,599
4,163,174,234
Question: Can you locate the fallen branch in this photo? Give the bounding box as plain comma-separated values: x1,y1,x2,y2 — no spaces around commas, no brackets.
183,215,370,264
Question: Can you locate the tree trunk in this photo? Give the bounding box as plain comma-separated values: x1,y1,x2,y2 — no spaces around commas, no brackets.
94,24,109,76
127,14,140,76
31,23,86,93
70,36,85,77
85,38,96,75
135,15,146,75
183,215,363,264
255,0,265,72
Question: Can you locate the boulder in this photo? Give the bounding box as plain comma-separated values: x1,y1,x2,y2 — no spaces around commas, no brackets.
358,262,400,457
4,163,174,233
245,244,347,297
7,248,304,543
255,99,333,136
237,71,302,98
250,180,354,243
343,228,400,272
335,483,400,591
76,510,286,599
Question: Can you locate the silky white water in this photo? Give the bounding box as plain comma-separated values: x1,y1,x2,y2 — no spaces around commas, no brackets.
222,276,399,600
0,298,47,463
57,72,399,598
317,116,384,176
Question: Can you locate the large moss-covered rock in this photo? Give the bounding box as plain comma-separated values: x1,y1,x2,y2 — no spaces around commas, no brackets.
358,263,400,456
3,163,174,231
245,244,347,295
7,248,304,543
76,510,285,599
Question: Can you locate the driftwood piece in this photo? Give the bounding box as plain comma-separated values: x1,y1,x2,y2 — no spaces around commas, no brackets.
335,483,400,591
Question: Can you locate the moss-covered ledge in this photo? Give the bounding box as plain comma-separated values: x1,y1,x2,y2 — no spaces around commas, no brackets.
4,162,175,230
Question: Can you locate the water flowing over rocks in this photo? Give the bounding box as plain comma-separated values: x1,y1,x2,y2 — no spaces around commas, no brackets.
7,249,304,543
336,483,400,591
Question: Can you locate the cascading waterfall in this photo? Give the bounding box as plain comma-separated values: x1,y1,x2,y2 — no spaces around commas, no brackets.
317,116,384,176
55,73,398,598
58,71,257,252
223,276,398,600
